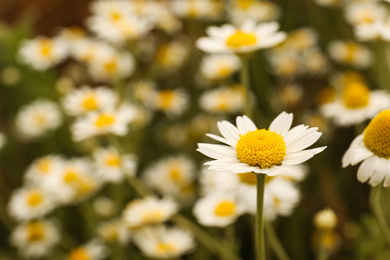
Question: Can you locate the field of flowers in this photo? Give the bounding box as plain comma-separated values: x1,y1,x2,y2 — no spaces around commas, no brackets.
1,0,390,259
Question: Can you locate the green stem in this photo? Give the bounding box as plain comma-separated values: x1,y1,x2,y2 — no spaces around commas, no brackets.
265,222,290,260
370,184,390,247
256,174,266,260
240,56,252,118
316,230,328,260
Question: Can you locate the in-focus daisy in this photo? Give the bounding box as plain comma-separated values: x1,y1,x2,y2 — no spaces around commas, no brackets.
67,240,108,260
122,196,178,228
71,103,136,141
197,19,286,54
228,0,281,26
199,54,241,81
62,86,118,116
320,81,390,127
93,146,138,183
328,40,372,68
8,187,56,221
133,225,195,259
343,109,390,187
18,36,68,70
198,112,325,176
193,192,243,227
15,99,62,141
199,85,244,114
10,219,60,258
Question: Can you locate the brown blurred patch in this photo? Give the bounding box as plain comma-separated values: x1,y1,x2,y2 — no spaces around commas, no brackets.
0,0,93,35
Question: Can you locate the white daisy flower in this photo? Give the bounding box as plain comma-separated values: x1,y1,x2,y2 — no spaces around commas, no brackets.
314,208,337,230
154,39,189,73
71,103,136,141
97,219,131,246
355,18,390,42
328,40,372,68
71,39,112,63
8,187,56,221
18,36,68,70
199,85,244,114
147,89,189,116
15,99,62,141
10,219,60,258
92,196,116,218
199,168,239,196
320,82,390,127
199,54,241,81
122,196,178,228
133,225,195,259
24,155,65,189
342,109,390,187
93,146,138,183
193,192,244,227
62,86,118,117
313,0,342,7
344,1,385,26
228,0,281,26
197,19,286,54
197,112,326,176
170,0,223,20
67,239,108,260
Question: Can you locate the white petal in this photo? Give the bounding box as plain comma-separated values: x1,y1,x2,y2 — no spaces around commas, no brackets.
269,112,293,136
197,143,236,159
369,157,388,186
206,133,233,147
282,147,326,165
253,166,283,176
283,125,309,144
236,116,255,135
217,121,240,146
350,148,374,166
285,128,322,153
196,38,229,53
242,116,257,132
357,156,377,183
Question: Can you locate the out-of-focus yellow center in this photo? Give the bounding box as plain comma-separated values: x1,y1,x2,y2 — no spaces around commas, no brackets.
34,114,47,126
363,109,390,158
39,39,53,57
106,153,121,167
27,191,43,207
68,248,90,260
64,170,78,183
236,129,286,169
342,82,370,108
95,114,115,128
238,0,255,9
27,221,45,242
226,31,257,48
110,11,123,22
345,43,359,62
215,201,236,217
82,95,98,110
238,172,257,185
360,10,375,24
169,167,181,181
156,45,170,65
217,64,233,78
104,60,118,73
142,210,164,223
156,242,177,254
159,90,175,109
37,159,51,174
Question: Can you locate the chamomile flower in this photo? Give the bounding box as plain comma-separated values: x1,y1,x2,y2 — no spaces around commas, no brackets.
342,109,390,187
62,86,118,117
154,39,189,73
10,219,60,258
18,36,68,70
313,0,342,7
198,112,326,176
199,54,241,81
199,85,244,114
197,19,286,54
193,193,243,227
355,18,390,41
133,225,195,259
228,0,281,26
170,0,223,20
147,89,189,116
344,1,385,26
71,103,136,141
67,240,108,260
122,196,178,228
15,100,62,141
97,219,131,245
328,40,372,68
93,146,138,183
24,155,65,188
8,187,56,221
314,208,337,230
320,82,390,127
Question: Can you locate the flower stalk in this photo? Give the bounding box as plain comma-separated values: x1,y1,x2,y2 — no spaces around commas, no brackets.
265,221,291,260
370,184,390,247
256,174,266,260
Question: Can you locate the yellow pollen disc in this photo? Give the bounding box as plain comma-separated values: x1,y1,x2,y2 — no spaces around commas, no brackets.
217,65,233,78
238,0,255,9
39,39,53,57
226,31,257,48
76,177,93,195
106,154,121,167
64,171,78,183
27,221,45,242
27,191,43,207
238,172,257,185
169,168,181,181
360,10,374,24
34,114,47,126
68,248,90,260
156,45,169,65
37,159,51,174
344,43,359,62
110,11,123,22
363,109,390,158
342,82,370,109
159,90,175,109
95,114,115,128
104,60,118,73
156,242,177,254
142,210,164,223
82,95,98,110
236,129,286,169
215,201,236,217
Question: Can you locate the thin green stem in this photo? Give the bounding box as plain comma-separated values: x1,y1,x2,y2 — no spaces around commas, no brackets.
370,184,390,247
316,230,328,260
265,222,290,260
256,174,266,260
240,56,252,118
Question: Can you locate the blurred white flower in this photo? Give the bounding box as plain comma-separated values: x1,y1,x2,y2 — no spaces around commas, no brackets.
344,2,385,26
199,85,244,114
228,0,281,26
199,54,241,81
328,40,372,68
170,0,223,20
314,208,338,229
97,219,131,246
67,239,108,260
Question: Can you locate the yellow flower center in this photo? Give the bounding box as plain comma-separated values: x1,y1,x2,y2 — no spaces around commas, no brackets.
169,167,181,181
27,191,43,207
363,109,390,158
39,39,53,57
156,242,177,254
215,201,236,217
226,31,257,48
238,172,257,185
34,114,47,126
27,221,45,242
95,114,115,128
64,170,78,183
36,159,51,174
106,153,121,167
238,0,255,9
104,60,118,73
142,210,164,224
68,248,90,260
82,95,98,110
217,65,233,78
342,82,370,108
159,90,175,109
236,129,286,169
110,11,123,22
345,43,359,62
